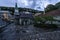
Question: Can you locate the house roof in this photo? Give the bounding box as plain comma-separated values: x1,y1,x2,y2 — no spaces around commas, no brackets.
37,9,60,17
34,13,41,16
20,12,33,19
0,10,10,13
45,9,60,16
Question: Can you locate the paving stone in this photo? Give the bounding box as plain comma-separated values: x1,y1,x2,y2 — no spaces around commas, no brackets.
0,19,60,40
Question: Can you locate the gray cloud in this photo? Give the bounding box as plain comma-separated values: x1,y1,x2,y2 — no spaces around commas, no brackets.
0,0,60,10
0,0,15,7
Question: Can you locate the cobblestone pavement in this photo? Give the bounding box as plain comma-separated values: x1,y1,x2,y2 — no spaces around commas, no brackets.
0,23,60,40
0,18,60,40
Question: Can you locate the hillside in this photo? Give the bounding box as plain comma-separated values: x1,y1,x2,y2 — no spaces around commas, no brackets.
0,6,43,14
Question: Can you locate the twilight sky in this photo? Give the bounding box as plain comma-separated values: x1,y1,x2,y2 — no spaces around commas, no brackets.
0,0,60,11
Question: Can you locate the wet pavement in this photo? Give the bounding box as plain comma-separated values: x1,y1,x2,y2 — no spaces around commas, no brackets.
0,19,60,40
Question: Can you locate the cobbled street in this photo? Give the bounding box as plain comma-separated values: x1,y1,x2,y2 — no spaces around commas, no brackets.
0,19,60,40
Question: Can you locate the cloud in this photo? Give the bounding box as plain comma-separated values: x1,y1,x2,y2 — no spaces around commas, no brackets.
0,0,60,10
0,0,15,7
18,0,33,8
48,0,60,4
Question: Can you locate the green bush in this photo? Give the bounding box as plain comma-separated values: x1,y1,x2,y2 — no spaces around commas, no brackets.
34,16,57,30
34,23,57,29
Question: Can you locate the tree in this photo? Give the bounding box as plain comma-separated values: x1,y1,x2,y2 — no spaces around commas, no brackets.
45,4,56,12
34,16,41,23
43,16,54,24
34,16,46,24
55,2,60,9
34,16,54,24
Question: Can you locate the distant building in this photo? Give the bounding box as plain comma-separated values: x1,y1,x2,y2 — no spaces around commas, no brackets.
34,13,41,17
0,10,12,21
14,3,34,25
19,11,34,25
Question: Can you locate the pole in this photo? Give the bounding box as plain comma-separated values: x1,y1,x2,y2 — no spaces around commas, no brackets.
44,7,45,14
43,0,45,14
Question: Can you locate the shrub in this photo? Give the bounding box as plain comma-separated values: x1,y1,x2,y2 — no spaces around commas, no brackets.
34,23,57,30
